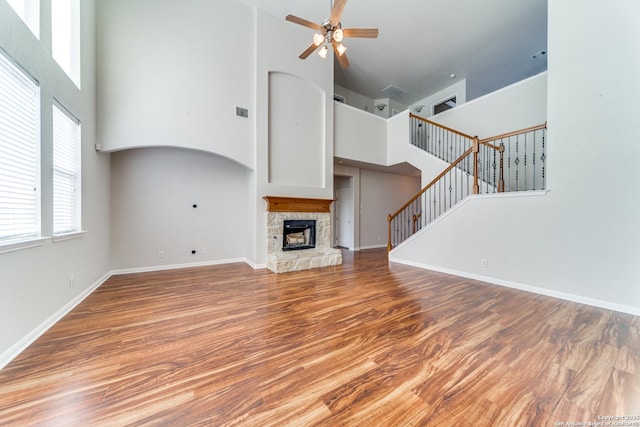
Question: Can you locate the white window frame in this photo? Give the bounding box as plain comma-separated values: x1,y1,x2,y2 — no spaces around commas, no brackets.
0,49,42,248
52,101,81,237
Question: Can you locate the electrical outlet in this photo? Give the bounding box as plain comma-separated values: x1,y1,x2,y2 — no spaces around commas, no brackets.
202,247,207,254
69,275,75,288
180,249,186,256
481,259,488,268
158,250,165,258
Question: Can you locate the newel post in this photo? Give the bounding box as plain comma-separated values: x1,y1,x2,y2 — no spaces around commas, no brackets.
472,137,480,194
387,214,393,251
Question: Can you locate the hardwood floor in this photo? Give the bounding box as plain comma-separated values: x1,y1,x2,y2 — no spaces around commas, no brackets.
0,249,638,426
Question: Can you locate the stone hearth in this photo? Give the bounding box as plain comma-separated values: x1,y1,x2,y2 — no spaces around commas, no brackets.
264,197,342,273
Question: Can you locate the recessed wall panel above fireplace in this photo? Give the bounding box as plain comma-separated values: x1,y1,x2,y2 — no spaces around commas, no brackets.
267,71,325,188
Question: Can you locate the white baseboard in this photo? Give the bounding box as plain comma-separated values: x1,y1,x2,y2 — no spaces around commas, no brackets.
245,258,266,270
359,244,387,250
388,257,640,316
0,272,112,370
111,258,249,275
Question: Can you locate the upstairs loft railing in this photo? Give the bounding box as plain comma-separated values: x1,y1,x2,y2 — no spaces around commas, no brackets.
388,117,547,250
410,113,474,165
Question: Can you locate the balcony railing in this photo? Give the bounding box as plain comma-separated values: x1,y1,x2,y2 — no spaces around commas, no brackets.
388,117,547,250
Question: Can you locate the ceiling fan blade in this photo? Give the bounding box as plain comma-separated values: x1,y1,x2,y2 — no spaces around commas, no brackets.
329,0,347,27
332,42,350,68
299,43,319,60
286,14,322,31
343,28,379,38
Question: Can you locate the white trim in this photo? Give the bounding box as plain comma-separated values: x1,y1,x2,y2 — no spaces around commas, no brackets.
359,244,387,250
244,258,266,270
0,271,112,369
111,258,249,275
0,237,48,254
52,230,87,243
388,257,640,316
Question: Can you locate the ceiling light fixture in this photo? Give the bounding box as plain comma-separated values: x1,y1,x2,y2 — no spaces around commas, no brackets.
318,45,329,59
313,32,324,46
311,24,349,60
333,28,344,43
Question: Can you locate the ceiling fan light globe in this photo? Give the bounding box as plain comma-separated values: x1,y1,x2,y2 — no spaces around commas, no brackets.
337,43,347,56
313,32,325,46
318,45,329,59
333,28,344,42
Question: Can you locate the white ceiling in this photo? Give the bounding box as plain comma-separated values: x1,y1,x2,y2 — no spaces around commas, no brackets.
237,0,547,106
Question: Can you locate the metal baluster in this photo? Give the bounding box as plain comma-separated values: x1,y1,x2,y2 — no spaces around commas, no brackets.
532,130,537,190
491,147,496,193
514,135,520,190
524,133,528,191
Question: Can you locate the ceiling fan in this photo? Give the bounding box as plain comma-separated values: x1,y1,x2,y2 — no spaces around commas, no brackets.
285,0,379,68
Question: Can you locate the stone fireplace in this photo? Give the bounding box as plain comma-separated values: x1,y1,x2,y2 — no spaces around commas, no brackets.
264,196,342,273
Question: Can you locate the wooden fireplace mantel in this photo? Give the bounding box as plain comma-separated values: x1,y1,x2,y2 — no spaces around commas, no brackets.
263,196,333,213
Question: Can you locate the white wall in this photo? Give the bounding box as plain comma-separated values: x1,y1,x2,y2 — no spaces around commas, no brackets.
268,72,325,187
360,170,421,249
391,4,640,314
95,0,256,169
429,73,547,139
409,79,467,118
334,102,387,165
334,84,374,113
110,147,250,270
0,0,112,363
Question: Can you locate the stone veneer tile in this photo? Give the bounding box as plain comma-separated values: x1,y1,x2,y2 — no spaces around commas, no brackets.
266,211,342,273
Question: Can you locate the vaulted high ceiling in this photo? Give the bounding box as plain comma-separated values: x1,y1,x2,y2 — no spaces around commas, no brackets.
237,0,547,106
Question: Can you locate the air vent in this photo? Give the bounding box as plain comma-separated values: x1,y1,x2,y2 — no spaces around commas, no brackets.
382,84,407,98
236,106,249,118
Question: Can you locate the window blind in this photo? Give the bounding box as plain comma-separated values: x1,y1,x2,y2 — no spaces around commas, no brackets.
53,104,80,235
0,51,40,242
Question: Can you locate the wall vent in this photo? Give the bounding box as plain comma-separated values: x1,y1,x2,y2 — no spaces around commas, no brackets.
236,106,249,118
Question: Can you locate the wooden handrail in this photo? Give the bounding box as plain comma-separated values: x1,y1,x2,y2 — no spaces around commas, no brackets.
409,113,476,141
479,122,547,144
479,140,504,152
388,120,547,250
389,146,474,220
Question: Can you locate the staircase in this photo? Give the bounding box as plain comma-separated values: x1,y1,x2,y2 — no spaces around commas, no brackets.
387,114,546,250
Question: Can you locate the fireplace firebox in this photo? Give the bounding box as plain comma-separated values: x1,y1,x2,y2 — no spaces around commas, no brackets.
283,219,316,251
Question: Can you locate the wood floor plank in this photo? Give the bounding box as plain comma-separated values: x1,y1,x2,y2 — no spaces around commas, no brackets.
0,249,637,426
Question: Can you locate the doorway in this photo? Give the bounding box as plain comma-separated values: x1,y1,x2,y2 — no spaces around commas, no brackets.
334,176,354,250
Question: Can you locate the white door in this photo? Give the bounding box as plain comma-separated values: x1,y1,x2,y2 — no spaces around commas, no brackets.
336,187,354,249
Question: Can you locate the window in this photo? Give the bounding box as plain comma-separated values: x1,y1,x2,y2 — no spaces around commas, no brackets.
0,50,40,243
433,96,457,115
51,0,80,87
52,103,81,235
5,0,40,38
